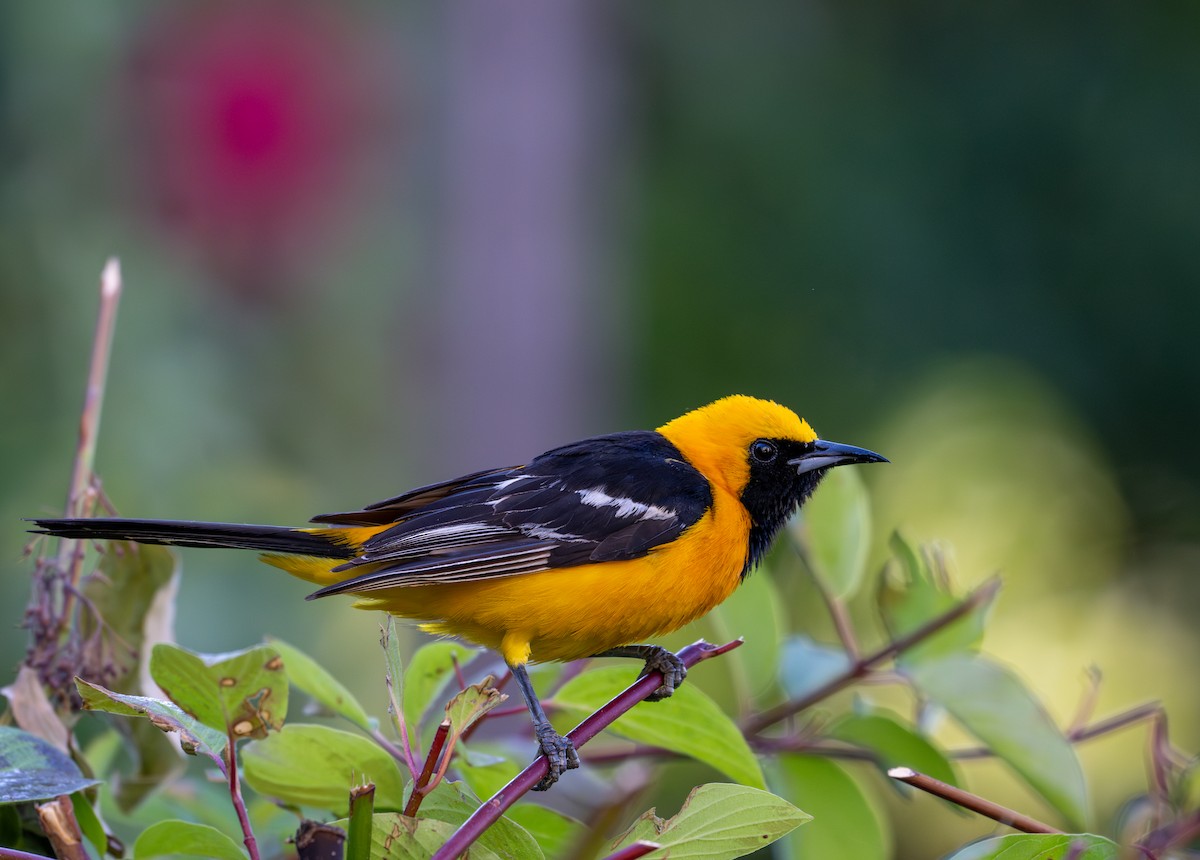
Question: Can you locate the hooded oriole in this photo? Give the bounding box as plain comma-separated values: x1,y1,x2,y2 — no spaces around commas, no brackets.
32,395,885,787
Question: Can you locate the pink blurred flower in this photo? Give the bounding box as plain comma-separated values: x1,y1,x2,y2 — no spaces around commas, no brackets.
127,2,390,300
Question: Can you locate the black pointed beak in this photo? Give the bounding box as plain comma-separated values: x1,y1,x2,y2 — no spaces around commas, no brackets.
787,440,888,475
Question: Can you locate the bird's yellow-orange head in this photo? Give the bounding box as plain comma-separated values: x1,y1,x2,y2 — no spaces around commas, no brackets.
656,395,818,497
657,395,884,572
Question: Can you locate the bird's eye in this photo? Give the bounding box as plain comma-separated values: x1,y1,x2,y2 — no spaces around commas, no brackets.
750,439,778,463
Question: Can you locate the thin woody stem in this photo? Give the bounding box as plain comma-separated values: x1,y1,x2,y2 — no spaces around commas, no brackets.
1139,808,1200,857
225,736,260,860
55,259,122,633
950,701,1166,760
404,721,451,817
888,767,1061,834
796,543,860,660
430,639,742,860
743,578,1000,735
0,849,56,860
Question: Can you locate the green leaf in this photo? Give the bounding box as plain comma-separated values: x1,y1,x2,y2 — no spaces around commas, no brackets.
827,710,958,790
267,637,372,731
878,534,991,666
0,805,23,849
133,819,248,860
417,780,545,860
943,833,1119,860
793,466,873,599
609,783,808,860
444,676,506,743
904,654,1089,829
707,566,785,705
402,641,478,737
78,674,210,813
117,716,188,812
777,635,851,700
151,643,288,739
555,666,765,789
75,678,228,760
771,755,889,860
241,724,407,814
83,542,178,691
0,725,100,803
330,813,499,860
456,750,519,800
71,791,108,857
506,805,585,860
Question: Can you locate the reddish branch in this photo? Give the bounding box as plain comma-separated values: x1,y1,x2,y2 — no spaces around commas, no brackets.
742,577,1001,735
404,721,451,817
225,733,261,860
888,767,1061,834
430,639,742,860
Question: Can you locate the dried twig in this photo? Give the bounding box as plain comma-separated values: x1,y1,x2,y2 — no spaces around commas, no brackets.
888,767,1061,834
22,259,122,706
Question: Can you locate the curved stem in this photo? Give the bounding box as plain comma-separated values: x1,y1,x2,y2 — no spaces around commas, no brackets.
225,738,260,860
430,639,742,860
743,578,1000,735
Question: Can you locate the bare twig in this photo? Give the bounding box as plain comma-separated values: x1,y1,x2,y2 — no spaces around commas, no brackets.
950,701,1166,760
451,653,469,693
430,639,742,860
23,260,123,702
795,542,860,660
1138,808,1200,857
888,767,1061,834
0,847,56,860
34,795,89,860
743,578,1001,735
404,721,451,817
824,596,860,661
373,727,419,777
225,735,260,860
56,258,123,629
1067,666,1102,735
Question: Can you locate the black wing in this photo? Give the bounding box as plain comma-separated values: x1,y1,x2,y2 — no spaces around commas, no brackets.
308,431,713,598
310,466,518,526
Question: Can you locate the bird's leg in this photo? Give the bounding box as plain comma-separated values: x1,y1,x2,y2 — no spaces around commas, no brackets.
510,662,579,790
593,644,687,702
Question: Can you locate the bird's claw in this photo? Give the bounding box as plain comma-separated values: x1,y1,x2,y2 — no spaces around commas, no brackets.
532,723,579,791
639,646,688,702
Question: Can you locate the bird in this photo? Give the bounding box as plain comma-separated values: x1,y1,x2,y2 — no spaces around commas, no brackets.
31,395,885,788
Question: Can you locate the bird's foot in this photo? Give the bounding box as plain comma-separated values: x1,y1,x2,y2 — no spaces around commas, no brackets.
639,646,688,702
532,723,579,791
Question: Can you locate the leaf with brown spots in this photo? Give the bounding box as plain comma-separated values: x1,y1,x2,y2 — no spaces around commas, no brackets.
149,643,289,739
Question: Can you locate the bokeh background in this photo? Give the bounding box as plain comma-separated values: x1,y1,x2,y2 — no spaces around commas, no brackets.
2,3,1198,857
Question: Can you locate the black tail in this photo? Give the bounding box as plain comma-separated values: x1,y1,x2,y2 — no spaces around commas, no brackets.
28,518,352,559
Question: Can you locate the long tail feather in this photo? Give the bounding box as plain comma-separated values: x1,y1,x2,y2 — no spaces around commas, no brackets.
29,518,352,559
